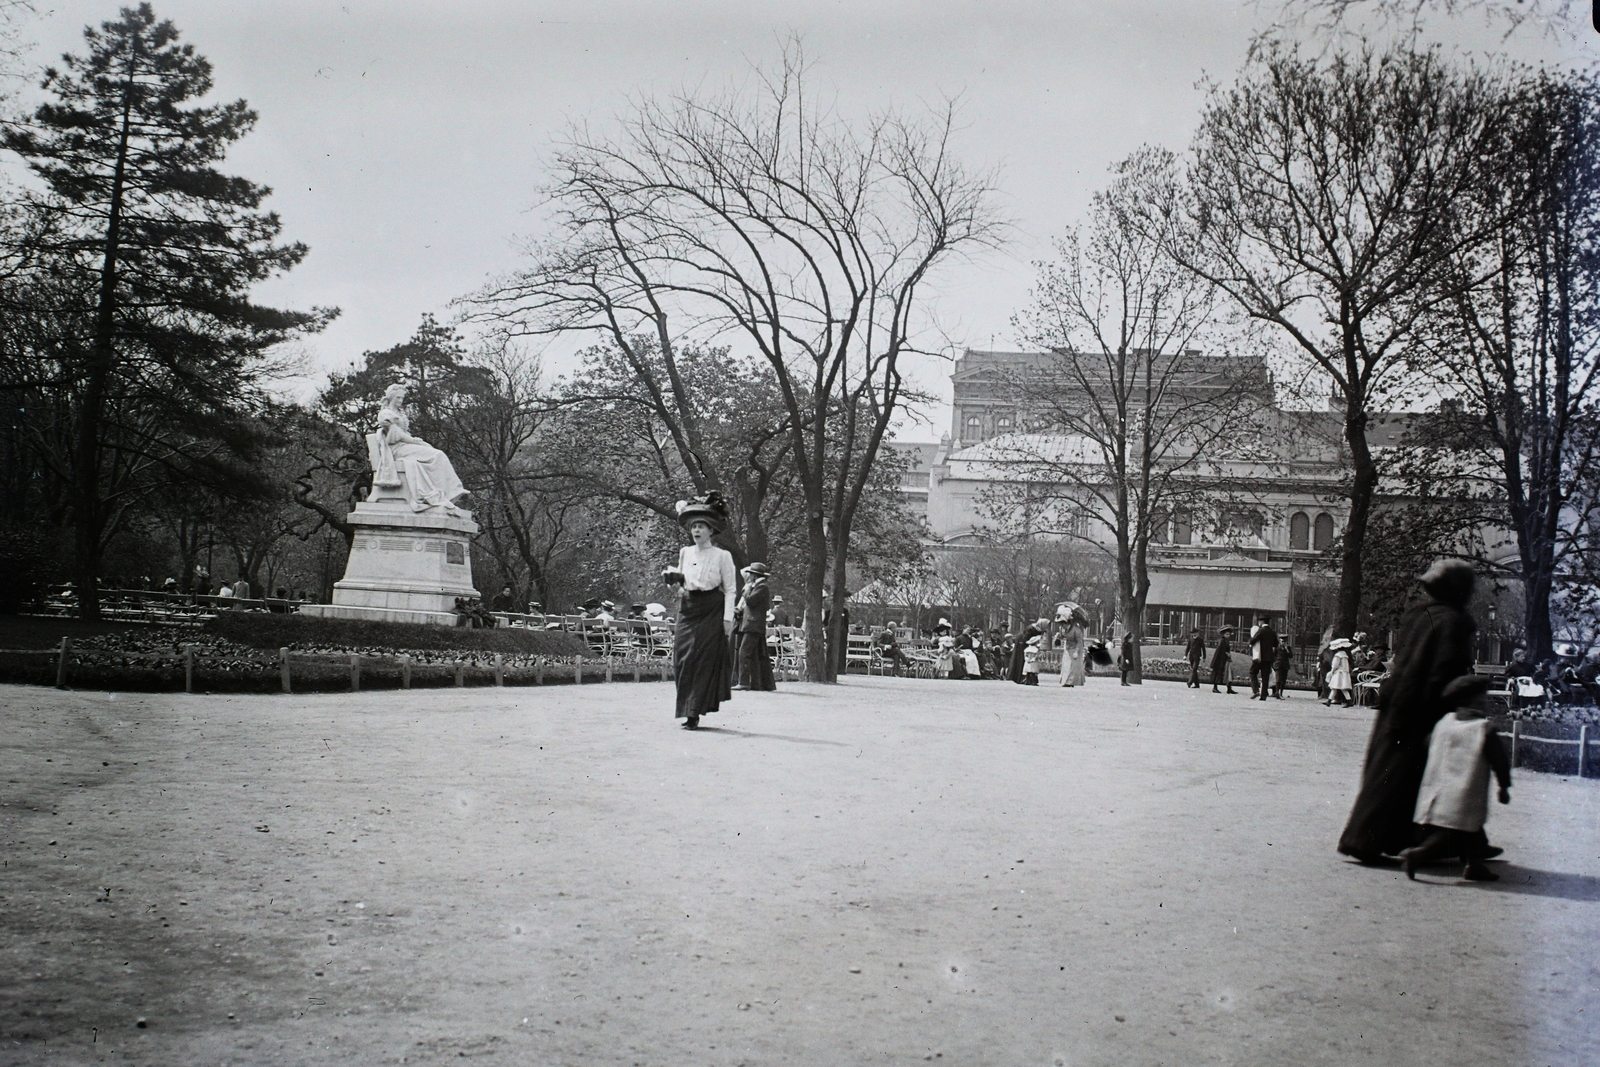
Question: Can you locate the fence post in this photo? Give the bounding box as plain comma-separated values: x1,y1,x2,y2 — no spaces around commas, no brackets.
183,645,194,694
279,647,291,694
400,654,411,689
575,657,583,685
55,637,70,689
1511,719,1521,769
494,653,504,687
605,657,613,683
633,660,640,683
535,657,544,686
349,653,360,692
1581,724,1591,779
454,659,464,687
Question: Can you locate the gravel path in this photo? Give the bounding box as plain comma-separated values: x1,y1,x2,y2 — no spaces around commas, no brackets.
2,675,1597,1066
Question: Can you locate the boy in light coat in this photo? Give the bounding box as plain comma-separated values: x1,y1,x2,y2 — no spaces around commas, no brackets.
1400,674,1511,882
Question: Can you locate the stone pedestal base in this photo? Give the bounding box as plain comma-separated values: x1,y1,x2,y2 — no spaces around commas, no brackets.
299,498,480,629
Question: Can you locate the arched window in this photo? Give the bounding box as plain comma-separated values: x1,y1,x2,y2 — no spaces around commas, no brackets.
965,415,982,440
1289,512,1310,551
996,415,1012,432
1313,512,1336,550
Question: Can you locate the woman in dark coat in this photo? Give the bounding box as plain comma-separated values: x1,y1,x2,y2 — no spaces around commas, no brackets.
664,494,737,728
1210,627,1236,693
1337,559,1477,862
733,562,776,691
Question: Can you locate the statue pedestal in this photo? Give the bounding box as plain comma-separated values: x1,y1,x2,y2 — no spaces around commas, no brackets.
298,497,480,628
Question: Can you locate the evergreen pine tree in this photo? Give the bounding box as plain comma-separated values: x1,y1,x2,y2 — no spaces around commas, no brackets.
2,3,332,618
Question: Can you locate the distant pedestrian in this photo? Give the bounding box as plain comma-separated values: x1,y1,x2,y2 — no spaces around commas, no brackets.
1022,634,1042,685
1271,644,1293,698
1250,618,1279,701
1185,628,1205,688
734,562,776,691
1011,618,1048,684
1211,627,1236,693
1056,602,1090,687
493,584,515,613
1118,631,1135,686
1399,675,1511,882
1324,639,1354,706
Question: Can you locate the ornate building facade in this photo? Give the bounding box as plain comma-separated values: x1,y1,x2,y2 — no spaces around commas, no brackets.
885,349,1432,645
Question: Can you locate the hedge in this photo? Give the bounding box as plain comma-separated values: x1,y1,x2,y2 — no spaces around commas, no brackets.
204,611,595,657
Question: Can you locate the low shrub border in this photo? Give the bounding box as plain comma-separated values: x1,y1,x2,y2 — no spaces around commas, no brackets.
1,642,674,694
204,611,595,658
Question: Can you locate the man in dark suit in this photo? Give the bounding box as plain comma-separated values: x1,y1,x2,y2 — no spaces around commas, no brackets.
1250,617,1279,701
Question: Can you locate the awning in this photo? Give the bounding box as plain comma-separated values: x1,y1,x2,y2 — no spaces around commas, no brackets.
1145,568,1291,613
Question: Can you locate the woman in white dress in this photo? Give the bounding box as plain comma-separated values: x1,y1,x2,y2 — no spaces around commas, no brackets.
1055,602,1090,687
372,383,468,512
664,494,737,728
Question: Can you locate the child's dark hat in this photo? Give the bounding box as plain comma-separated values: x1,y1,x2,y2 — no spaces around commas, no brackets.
1441,674,1492,704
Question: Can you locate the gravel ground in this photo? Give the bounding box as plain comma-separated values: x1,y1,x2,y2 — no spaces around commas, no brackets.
2,674,1597,1067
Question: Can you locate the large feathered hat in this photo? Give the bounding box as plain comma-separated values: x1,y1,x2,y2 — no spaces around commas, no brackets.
675,491,730,533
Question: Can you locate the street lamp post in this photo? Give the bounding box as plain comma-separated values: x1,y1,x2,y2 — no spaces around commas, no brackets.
1094,598,1103,639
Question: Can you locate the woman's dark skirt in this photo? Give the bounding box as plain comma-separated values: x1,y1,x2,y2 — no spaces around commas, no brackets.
735,629,776,690
675,589,733,718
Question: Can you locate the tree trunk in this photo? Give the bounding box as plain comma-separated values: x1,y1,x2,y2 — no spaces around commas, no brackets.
73,40,138,621
1338,404,1377,639
803,509,830,683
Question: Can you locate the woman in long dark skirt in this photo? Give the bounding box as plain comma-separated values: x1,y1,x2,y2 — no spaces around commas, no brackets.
1338,559,1479,863
664,495,737,728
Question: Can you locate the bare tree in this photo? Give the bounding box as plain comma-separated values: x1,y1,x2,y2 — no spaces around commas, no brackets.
1133,41,1512,637
989,152,1269,681
464,45,1003,680
1411,68,1600,660
1276,0,1583,37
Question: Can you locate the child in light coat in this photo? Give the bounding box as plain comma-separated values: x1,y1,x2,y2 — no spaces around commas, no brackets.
1400,674,1511,882
1322,639,1353,706
1022,635,1041,686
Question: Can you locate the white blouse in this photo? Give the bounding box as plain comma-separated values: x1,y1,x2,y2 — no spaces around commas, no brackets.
677,545,738,622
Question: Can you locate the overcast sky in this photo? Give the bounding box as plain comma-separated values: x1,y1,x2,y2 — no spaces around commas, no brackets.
4,1,1592,435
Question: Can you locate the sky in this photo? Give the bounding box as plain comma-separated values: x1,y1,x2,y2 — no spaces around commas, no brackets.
2,1,1592,436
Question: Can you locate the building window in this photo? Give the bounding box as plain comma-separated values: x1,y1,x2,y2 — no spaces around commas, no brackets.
996,415,1012,432
1150,511,1169,544
1172,511,1192,545
1313,512,1336,551
1290,512,1310,551
965,415,982,440
1221,509,1264,540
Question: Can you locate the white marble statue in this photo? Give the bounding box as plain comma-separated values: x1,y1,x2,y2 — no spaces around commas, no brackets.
368,383,468,513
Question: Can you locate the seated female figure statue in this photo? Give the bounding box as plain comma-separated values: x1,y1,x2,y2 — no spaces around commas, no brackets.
368,383,468,513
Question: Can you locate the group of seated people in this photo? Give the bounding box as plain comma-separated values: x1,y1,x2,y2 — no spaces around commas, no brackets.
1502,645,1600,708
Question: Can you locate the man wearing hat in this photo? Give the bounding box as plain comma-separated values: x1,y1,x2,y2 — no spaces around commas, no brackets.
1339,558,1480,865
768,595,790,628
734,562,776,691
1184,628,1206,688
